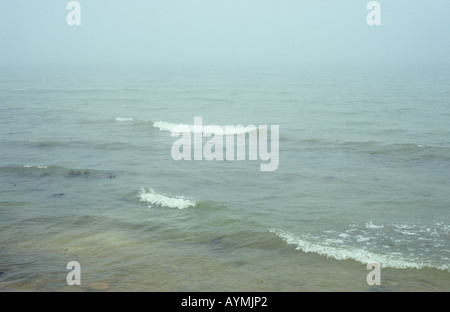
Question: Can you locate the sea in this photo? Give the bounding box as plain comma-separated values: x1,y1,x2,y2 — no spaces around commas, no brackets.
0,62,449,291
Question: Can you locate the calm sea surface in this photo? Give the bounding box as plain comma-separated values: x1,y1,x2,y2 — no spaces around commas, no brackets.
0,63,449,291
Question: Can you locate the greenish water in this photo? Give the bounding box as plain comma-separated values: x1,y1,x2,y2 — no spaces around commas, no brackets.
0,64,449,291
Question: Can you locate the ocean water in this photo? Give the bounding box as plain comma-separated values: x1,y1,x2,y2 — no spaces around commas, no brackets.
0,64,449,291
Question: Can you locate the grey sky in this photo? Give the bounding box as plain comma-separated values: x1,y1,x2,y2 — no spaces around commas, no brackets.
1,0,449,68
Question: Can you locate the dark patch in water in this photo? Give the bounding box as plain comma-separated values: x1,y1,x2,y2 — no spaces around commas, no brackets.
413,190,433,197
67,170,90,178
52,193,65,198
67,170,82,177
209,236,225,246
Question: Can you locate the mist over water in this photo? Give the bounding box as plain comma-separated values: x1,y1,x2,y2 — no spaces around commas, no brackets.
2,1,450,68
1,1,450,291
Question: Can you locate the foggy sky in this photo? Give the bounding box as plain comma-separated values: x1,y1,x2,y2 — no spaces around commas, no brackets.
1,0,449,68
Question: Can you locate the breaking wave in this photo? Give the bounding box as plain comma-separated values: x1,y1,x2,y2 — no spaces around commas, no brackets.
138,188,198,209
269,228,449,271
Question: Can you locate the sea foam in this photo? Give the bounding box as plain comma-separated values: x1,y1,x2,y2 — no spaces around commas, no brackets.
116,117,134,122
269,228,449,271
138,188,197,209
153,121,257,135
22,165,48,169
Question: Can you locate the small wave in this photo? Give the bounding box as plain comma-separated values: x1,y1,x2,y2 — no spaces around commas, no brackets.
138,188,197,209
341,141,449,160
22,165,48,169
153,121,178,132
269,228,449,271
27,140,70,148
365,221,384,229
22,139,140,151
153,121,257,135
0,165,116,180
115,117,134,122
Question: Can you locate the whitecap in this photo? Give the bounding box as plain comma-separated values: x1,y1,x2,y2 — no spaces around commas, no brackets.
153,121,257,135
138,188,197,210
22,165,48,169
115,117,134,122
269,228,449,271
365,221,384,229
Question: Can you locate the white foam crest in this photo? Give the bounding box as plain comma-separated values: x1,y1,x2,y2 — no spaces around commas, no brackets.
153,121,257,135
22,165,48,169
365,221,384,229
138,188,197,210
116,117,134,122
153,121,180,132
269,228,449,271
